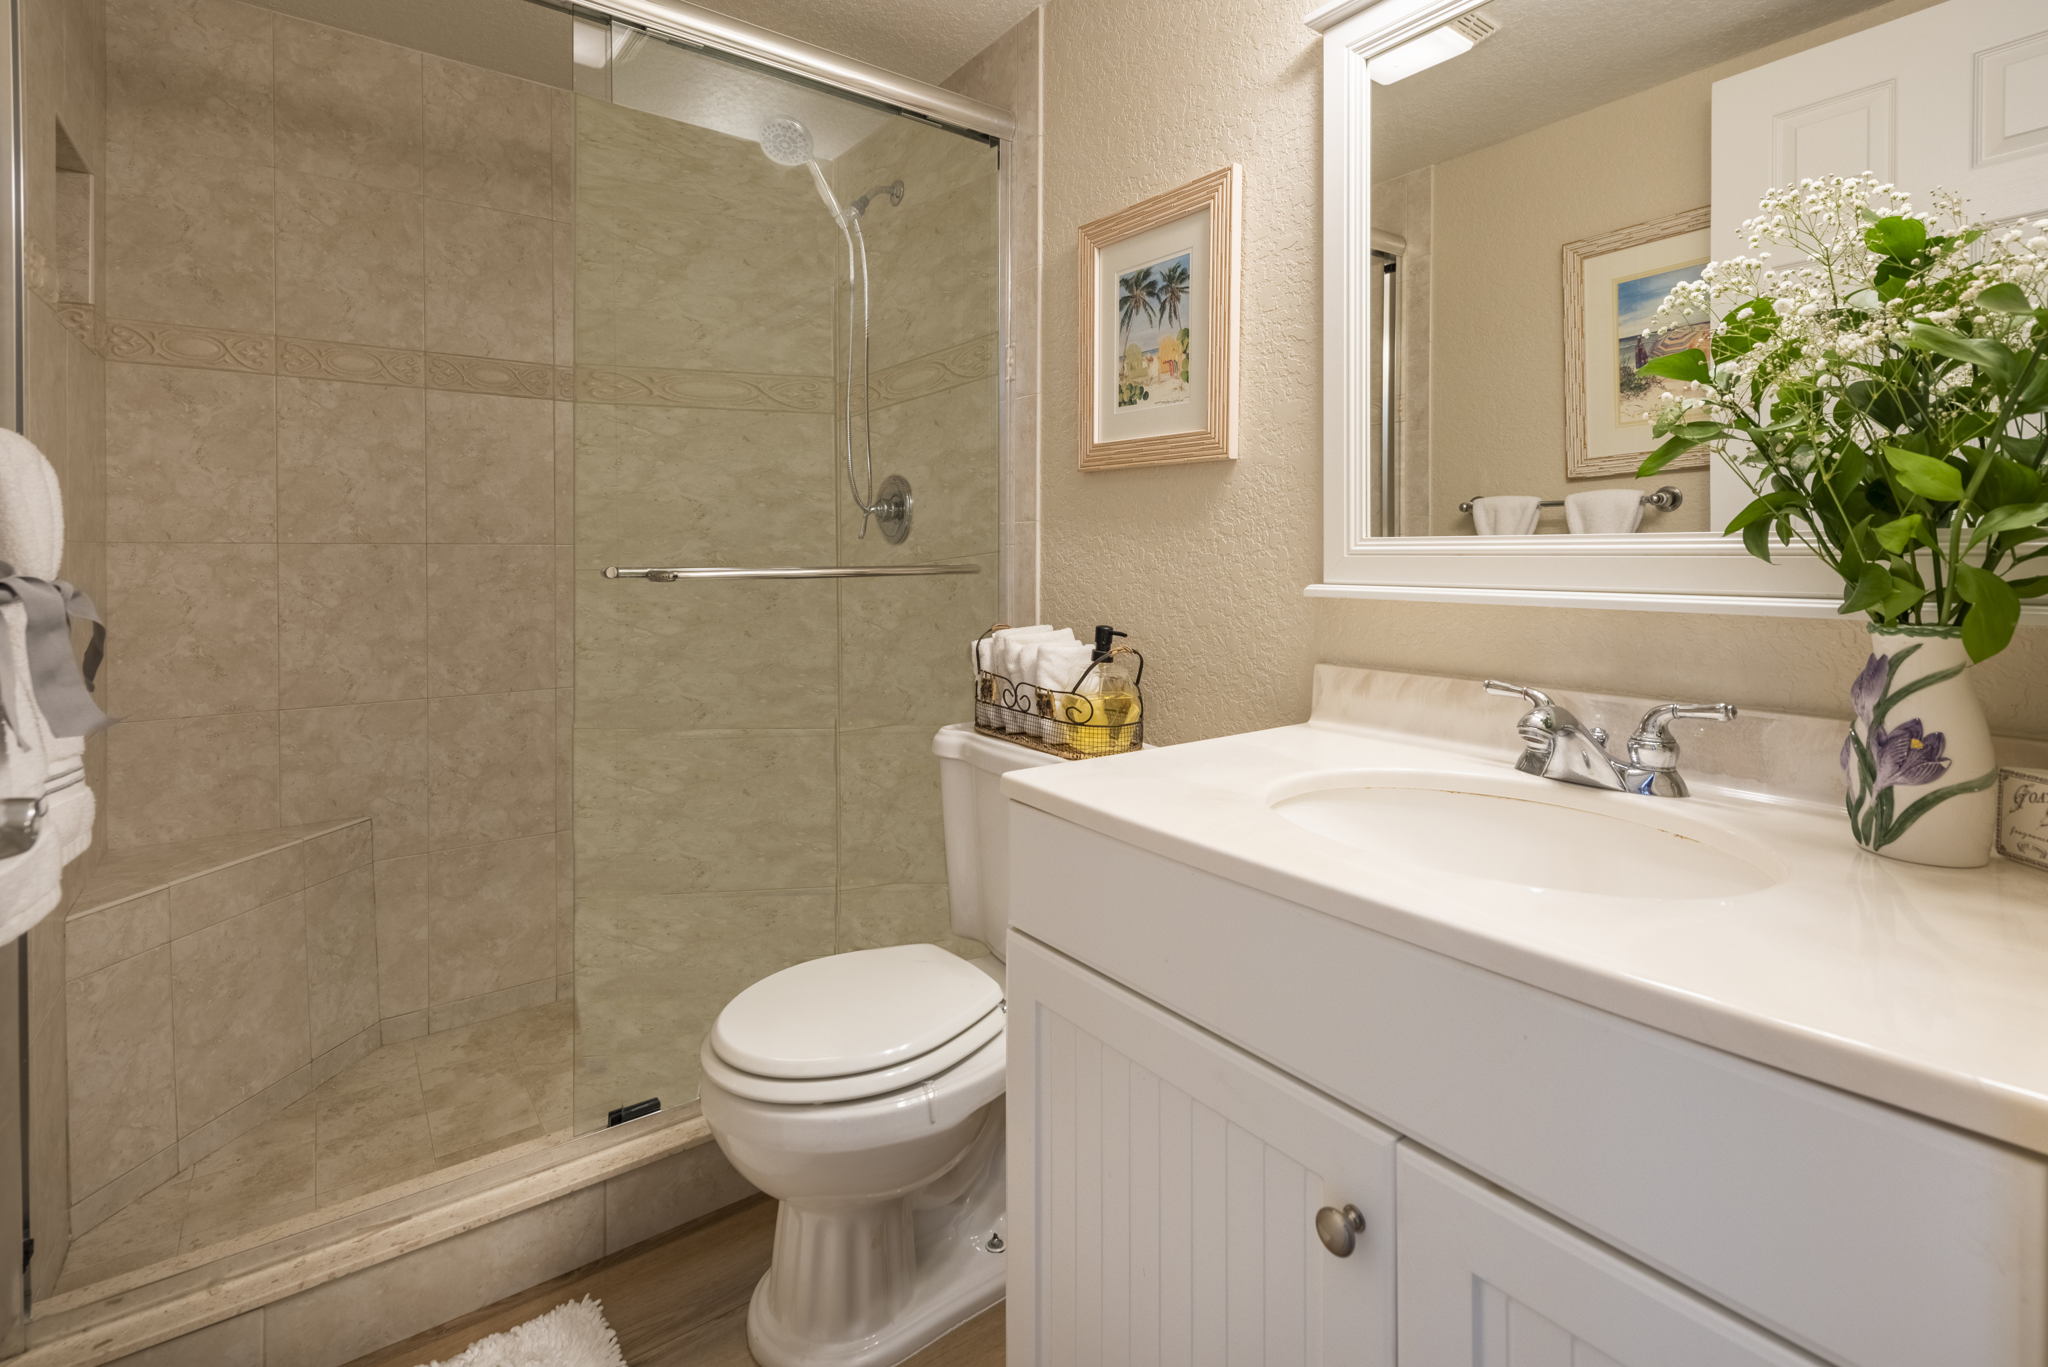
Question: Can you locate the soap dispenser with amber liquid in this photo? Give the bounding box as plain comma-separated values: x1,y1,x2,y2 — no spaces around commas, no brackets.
1072,625,1142,755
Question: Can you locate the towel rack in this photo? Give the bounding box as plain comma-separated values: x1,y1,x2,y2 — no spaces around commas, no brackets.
604,563,981,582
1457,486,1684,515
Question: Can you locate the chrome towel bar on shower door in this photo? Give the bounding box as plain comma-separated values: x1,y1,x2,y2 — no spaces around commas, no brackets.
604,563,981,582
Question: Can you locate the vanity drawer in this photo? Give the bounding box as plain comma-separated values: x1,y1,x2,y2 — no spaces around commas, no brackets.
1010,805,2048,1367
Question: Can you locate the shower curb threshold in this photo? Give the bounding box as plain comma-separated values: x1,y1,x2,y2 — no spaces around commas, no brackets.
18,1111,714,1367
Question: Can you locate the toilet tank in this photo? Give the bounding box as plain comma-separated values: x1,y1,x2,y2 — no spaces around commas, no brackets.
932,724,1064,961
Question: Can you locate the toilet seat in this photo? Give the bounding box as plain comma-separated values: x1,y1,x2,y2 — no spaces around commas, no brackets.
703,1006,1004,1104
707,944,1007,1105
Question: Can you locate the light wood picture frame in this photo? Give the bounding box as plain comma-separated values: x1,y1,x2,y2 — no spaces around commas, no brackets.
1562,206,1713,479
1077,165,1241,470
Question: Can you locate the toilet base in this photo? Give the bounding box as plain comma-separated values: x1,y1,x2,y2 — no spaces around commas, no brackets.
744,1110,1006,1367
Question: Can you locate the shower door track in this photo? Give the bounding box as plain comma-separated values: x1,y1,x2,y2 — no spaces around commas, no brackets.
604,563,981,581
570,0,1017,141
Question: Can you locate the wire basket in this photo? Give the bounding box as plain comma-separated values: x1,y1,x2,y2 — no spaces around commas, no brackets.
972,626,1145,760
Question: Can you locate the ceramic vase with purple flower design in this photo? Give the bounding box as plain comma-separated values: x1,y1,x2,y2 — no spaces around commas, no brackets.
1841,626,1998,868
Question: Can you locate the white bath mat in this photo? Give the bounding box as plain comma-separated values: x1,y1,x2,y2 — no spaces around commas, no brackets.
417,1297,628,1367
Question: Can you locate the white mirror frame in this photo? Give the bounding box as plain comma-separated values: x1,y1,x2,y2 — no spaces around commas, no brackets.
1305,0,1935,619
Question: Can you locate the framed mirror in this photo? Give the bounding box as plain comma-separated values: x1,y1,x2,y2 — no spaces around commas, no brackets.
1307,0,2048,615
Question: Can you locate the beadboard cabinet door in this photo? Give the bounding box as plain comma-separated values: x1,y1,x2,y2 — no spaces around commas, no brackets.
1396,1147,1818,1367
1005,933,1396,1367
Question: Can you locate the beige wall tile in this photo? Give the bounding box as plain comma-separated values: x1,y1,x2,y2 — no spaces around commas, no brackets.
279,543,429,707
259,1187,604,1367
106,363,277,542
106,0,272,166
428,690,556,848
836,882,981,957
573,575,835,731
425,389,554,543
171,893,312,1134
304,820,373,884
426,544,554,697
573,728,834,896
423,54,553,219
104,148,275,334
574,888,834,1128
165,844,304,939
67,890,171,981
69,1142,178,1241
601,1139,754,1253
276,170,426,349
65,946,177,1202
839,374,999,566
278,700,431,859
105,1308,264,1367
306,866,379,1054
428,835,555,1005
372,855,431,1017
106,542,279,720
274,15,423,191
572,404,834,570
550,89,574,222
425,197,554,364
381,1009,428,1044
427,976,555,1034
837,552,995,730
278,378,427,543
837,726,946,889
109,712,281,850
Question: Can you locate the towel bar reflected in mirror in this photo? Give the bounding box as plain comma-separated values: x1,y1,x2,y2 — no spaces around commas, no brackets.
604,563,981,582
1457,486,1685,515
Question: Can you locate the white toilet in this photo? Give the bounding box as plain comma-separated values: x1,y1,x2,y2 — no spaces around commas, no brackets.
698,723,1058,1367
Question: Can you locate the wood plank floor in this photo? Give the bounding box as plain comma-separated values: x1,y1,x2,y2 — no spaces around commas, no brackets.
344,1196,1004,1366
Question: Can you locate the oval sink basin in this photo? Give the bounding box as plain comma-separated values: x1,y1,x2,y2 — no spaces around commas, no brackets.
1270,774,1781,899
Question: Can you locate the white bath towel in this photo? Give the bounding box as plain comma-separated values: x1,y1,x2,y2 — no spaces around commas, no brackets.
1469,495,1542,536
0,429,63,579
1564,489,1646,534
0,603,60,939
991,626,1069,733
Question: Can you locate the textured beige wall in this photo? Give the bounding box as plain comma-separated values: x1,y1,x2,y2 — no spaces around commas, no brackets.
1040,0,2048,745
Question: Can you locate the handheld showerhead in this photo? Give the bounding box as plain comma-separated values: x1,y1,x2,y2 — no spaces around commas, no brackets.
758,117,814,167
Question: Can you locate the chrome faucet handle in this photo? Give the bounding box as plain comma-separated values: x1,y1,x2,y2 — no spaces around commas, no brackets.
1482,679,1553,710
1626,702,1737,795
1483,680,1587,776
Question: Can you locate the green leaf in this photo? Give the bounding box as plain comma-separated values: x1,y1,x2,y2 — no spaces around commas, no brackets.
2010,576,2048,599
1741,517,1773,562
1967,502,2048,547
1877,768,1999,850
1955,564,2022,662
1872,514,1930,554
1905,323,2018,383
1865,215,1928,261
1635,433,1702,479
1976,281,2035,315
1635,348,1709,386
1878,577,1928,621
1839,563,1893,616
1724,491,1802,534
1884,445,1965,501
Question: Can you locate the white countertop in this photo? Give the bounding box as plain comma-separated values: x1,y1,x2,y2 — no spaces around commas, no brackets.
1001,671,2048,1155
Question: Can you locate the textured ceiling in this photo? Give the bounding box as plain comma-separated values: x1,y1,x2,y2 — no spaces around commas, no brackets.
691,0,1043,83
1374,0,1909,179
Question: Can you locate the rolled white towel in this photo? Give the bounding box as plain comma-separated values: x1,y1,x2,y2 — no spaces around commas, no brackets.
0,429,63,578
0,603,60,939
991,626,1070,733
1564,489,1646,534
1470,496,1541,536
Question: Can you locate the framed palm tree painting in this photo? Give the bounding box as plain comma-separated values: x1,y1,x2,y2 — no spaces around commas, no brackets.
1078,165,1241,469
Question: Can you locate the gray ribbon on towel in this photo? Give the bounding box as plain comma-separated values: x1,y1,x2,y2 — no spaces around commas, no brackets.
0,560,108,746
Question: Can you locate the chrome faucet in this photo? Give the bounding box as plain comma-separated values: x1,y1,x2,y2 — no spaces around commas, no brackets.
1482,681,1736,797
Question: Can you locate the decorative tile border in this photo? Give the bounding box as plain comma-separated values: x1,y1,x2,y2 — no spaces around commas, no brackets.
281,337,423,387
574,362,832,413
868,333,1000,409
56,302,101,354
105,319,274,374
425,352,566,401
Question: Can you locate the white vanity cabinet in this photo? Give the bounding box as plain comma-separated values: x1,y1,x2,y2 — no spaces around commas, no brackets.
1002,802,2048,1367
1005,935,1397,1367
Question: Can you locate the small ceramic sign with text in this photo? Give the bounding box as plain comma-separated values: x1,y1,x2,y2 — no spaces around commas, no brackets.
1996,768,2048,873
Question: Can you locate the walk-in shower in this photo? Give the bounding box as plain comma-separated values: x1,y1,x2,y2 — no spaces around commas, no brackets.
759,115,918,544
28,0,1006,1338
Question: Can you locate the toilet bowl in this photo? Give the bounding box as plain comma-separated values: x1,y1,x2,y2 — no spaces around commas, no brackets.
696,724,1059,1367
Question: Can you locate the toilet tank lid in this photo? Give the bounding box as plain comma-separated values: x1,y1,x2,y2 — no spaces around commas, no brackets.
710,944,1004,1080
932,722,1067,771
